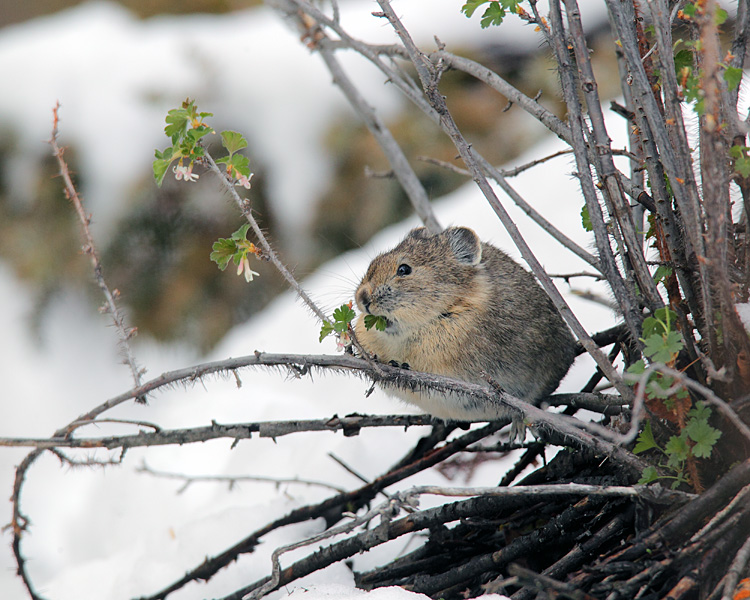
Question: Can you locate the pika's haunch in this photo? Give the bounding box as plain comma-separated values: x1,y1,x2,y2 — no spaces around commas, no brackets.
354,226,577,421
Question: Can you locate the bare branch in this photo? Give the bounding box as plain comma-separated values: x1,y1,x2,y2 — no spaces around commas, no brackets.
137,463,347,494
315,36,441,233
720,530,750,600
0,414,435,450
137,422,505,600
433,51,571,144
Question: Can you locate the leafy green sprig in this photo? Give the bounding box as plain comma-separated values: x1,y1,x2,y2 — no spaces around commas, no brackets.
210,224,261,282
319,304,388,350
626,308,721,488
634,402,722,487
154,100,259,282
153,99,214,186
461,0,523,28
153,99,253,189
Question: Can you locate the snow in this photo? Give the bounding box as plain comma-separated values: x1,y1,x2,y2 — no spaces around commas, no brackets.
0,1,626,599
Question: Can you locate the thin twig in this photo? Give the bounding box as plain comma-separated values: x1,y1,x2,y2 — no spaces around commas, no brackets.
49,103,144,391
548,0,643,342
137,463,347,494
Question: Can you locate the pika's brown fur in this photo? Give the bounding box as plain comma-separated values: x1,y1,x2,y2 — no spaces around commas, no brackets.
354,227,577,420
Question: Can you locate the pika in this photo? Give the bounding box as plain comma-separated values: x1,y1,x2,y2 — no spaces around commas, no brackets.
354,226,577,421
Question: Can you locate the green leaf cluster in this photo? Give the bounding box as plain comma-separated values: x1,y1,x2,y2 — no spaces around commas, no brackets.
680,2,727,25
153,101,253,189
641,308,684,363
215,130,252,179
461,0,522,28
672,46,704,115
724,66,743,92
627,308,687,400
730,145,750,178
210,224,252,271
634,403,722,488
153,99,214,186
652,265,672,288
319,304,357,343
580,205,593,232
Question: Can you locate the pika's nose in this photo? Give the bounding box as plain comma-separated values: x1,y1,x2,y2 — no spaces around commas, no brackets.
357,288,371,313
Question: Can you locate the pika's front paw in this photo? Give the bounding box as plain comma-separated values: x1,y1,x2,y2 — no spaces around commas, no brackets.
387,360,410,370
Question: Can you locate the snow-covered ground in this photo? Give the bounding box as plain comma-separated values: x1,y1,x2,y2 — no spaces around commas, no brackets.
0,2,621,599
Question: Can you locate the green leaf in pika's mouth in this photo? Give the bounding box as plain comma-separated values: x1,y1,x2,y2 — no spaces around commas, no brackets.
364,314,389,331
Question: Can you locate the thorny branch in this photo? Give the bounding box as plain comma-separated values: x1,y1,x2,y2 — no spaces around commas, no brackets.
49,103,144,391
202,151,330,325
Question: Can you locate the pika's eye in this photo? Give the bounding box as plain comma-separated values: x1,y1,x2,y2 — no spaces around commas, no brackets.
396,264,412,276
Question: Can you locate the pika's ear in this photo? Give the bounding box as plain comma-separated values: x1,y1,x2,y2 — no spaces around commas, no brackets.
405,227,430,240
445,227,482,265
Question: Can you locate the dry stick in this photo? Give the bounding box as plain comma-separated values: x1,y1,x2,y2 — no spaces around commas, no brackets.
510,507,634,600
434,49,643,207
697,0,731,362
431,52,572,145
0,350,636,462
547,0,643,343
279,0,598,269
647,0,718,353
606,2,696,320
49,103,144,389
472,151,601,270
315,35,441,234
0,392,629,451
508,564,601,600
137,463,347,494
403,496,608,597
721,534,750,600
373,0,631,401
607,457,750,566
418,148,573,179
697,0,750,365
269,0,438,235
562,0,663,312
0,350,628,440
643,0,705,253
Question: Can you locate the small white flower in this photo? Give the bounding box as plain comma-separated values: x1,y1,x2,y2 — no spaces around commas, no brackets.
235,173,254,189
173,162,199,182
336,331,351,352
237,254,260,282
